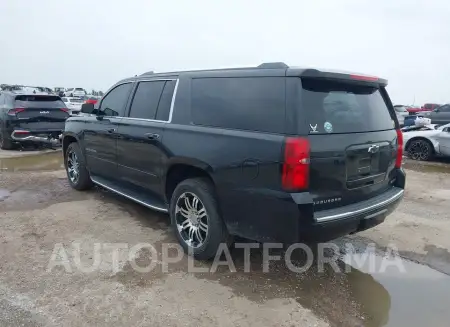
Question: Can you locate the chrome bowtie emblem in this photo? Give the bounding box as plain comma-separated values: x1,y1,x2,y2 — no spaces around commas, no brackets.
368,145,380,154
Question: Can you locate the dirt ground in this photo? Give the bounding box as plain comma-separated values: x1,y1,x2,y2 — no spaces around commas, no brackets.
0,154,450,327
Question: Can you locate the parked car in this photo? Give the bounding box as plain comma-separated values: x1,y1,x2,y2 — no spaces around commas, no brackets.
84,96,100,105
54,87,65,97
405,105,424,115
0,92,69,149
393,105,409,126
61,97,84,115
421,104,450,125
62,62,405,259
64,88,86,97
402,123,450,160
421,103,441,111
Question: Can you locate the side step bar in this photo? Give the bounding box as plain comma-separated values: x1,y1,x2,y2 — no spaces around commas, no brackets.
91,176,168,213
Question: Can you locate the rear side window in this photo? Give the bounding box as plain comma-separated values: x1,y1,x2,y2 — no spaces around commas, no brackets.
191,77,285,133
155,80,176,121
14,95,65,108
129,81,165,120
301,78,394,134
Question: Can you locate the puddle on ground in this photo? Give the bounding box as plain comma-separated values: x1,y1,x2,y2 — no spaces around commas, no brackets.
0,188,11,201
0,151,64,172
112,239,450,327
403,159,450,174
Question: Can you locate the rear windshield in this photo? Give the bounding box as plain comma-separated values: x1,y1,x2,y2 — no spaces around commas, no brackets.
75,88,84,91
70,98,83,103
301,78,394,134
15,95,65,108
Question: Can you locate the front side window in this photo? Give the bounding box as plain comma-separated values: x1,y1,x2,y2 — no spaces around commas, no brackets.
191,77,285,133
128,81,165,120
99,83,133,117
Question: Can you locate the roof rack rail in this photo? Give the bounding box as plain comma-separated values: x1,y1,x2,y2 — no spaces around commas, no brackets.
257,62,289,69
141,70,154,76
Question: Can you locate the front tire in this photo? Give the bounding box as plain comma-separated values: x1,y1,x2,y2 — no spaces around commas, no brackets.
407,139,433,161
170,178,231,260
65,142,93,190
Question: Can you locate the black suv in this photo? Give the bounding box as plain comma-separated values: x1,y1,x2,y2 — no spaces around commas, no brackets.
62,62,405,259
0,92,69,149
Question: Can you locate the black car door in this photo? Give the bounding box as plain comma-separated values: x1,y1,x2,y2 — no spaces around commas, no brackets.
83,82,133,181
116,79,177,198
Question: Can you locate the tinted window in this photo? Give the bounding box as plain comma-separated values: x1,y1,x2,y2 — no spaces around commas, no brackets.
424,104,432,109
192,77,285,133
14,95,66,108
301,78,394,134
99,83,132,116
440,105,450,112
129,81,165,119
155,80,176,121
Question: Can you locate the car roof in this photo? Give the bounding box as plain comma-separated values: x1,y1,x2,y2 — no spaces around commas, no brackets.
121,62,388,86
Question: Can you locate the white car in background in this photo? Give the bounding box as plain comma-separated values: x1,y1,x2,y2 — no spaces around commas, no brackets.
62,97,84,115
402,123,450,160
393,105,409,126
64,88,86,97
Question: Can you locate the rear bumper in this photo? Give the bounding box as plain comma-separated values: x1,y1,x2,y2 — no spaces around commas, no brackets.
10,130,62,146
221,169,406,244
299,187,403,242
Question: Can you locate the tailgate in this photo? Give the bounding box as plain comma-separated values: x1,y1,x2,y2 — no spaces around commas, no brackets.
13,95,69,128
299,77,398,211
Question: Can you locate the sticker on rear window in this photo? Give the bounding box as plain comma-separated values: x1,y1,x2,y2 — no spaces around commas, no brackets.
324,121,333,133
309,123,318,133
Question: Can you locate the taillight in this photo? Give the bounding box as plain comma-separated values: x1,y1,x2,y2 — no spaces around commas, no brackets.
60,108,69,113
7,108,25,116
395,129,403,168
282,137,310,191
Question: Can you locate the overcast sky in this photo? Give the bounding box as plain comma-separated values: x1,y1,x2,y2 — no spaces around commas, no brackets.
1,0,449,105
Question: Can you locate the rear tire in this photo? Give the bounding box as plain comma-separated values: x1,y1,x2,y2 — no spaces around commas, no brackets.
65,142,93,190
170,178,231,260
0,128,14,150
407,139,433,161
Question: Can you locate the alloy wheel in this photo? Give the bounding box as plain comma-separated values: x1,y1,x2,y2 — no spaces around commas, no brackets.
175,192,209,248
67,149,80,184
408,140,430,160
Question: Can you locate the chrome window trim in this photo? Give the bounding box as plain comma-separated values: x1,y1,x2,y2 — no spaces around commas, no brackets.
95,78,179,122
121,78,179,123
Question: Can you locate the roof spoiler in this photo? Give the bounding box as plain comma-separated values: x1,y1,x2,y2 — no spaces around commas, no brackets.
296,68,388,86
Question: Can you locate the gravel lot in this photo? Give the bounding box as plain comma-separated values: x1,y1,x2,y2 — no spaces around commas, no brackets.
0,152,449,327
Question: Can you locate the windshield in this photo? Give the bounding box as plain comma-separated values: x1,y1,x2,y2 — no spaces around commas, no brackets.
395,106,408,112
301,78,394,134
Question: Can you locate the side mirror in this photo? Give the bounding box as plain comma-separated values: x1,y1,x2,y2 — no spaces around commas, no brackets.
434,108,439,112
81,103,94,114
